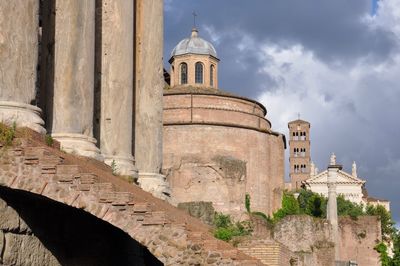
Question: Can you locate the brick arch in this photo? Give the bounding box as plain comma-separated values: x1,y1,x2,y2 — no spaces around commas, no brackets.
0,134,262,265
0,186,162,265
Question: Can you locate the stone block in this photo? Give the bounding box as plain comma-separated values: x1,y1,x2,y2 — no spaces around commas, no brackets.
2,233,60,266
0,199,20,231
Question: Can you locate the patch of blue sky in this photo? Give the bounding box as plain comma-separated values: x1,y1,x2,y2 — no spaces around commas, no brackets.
371,0,379,15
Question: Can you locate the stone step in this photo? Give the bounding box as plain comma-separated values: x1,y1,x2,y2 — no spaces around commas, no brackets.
76,173,99,184
142,211,166,226
24,147,51,164
131,202,150,213
220,249,239,260
111,192,134,206
237,259,264,266
41,165,57,175
12,147,23,156
202,239,219,251
56,164,80,175
55,165,81,183
92,182,115,193
188,231,204,242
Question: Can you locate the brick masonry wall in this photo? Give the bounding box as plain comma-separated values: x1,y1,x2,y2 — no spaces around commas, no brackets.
0,189,160,265
163,124,285,218
0,131,263,265
272,215,381,266
338,216,381,266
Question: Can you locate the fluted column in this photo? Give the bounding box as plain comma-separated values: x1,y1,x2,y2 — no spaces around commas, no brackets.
135,0,170,199
0,1,45,133
50,1,102,160
99,0,137,176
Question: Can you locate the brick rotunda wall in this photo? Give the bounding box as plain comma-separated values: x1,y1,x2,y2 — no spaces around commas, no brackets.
0,187,161,266
163,88,285,218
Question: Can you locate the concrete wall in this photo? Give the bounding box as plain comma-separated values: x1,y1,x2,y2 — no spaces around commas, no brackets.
163,92,285,217
0,187,161,266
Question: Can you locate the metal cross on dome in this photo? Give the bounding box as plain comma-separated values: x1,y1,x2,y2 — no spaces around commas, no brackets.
192,11,197,28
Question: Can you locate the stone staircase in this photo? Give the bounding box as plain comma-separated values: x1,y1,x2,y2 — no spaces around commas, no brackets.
0,130,263,265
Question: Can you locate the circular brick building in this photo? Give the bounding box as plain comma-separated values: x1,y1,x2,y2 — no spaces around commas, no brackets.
163,28,285,218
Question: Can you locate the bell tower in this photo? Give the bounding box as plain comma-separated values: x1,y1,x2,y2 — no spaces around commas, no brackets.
288,118,311,189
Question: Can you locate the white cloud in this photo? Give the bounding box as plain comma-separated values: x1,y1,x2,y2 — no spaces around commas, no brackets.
256,0,400,180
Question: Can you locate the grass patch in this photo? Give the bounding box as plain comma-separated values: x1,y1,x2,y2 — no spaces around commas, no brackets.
0,122,16,147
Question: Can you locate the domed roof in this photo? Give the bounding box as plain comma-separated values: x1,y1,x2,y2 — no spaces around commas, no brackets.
171,28,218,58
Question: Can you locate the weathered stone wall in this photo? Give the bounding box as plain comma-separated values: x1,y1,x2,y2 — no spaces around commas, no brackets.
0,133,262,265
0,187,161,266
272,215,381,266
177,201,215,225
338,216,381,266
164,122,284,218
273,215,334,266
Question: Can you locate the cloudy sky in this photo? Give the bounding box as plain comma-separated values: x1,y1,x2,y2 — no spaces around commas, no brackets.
163,0,400,224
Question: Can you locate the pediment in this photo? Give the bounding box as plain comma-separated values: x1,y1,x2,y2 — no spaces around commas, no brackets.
305,170,365,184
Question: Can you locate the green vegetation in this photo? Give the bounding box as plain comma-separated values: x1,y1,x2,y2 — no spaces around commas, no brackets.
0,122,16,147
45,134,54,146
244,193,271,222
272,189,400,265
366,204,396,241
374,230,400,266
391,231,400,266
213,212,252,242
111,160,118,176
375,242,391,266
271,190,374,223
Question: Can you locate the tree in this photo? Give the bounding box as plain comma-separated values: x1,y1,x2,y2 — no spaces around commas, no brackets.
366,205,395,242
336,195,364,219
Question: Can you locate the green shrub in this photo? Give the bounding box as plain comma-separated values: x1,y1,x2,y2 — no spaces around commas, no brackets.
366,205,395,242
111,160,118,176
45,134,54,146
214,227,234,241
374,242,391,266
0,122,16,147
337,195,364,219
245,193,251,213
212,212,252,242
214,213,232,228
271,192,300,223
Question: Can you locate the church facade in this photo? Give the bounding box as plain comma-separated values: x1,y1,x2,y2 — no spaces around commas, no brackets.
304,155,366,205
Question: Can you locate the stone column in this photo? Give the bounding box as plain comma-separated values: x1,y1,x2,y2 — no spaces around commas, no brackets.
0,1,45,133
50,1,102,160
99,0,137,176
327,153,342,261
134,0,170,199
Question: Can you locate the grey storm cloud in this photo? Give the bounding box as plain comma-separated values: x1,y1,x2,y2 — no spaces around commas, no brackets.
164,0,400,225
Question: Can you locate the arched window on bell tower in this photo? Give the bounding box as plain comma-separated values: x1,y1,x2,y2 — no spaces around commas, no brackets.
195,62,203,84
180,63,188,85
210,64,215,87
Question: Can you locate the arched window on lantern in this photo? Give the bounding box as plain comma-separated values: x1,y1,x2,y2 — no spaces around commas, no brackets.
210,64,215,87
195,62,204,84
180,63,188,85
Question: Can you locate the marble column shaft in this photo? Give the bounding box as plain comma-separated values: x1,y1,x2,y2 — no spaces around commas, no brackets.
51,0,101,160
0,0,45,133
99,0,137,176
327,166,339,260
134,0,169,198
